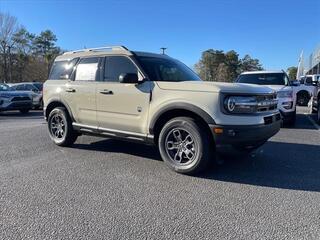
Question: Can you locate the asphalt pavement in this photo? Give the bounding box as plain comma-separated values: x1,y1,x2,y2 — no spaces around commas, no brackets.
0,108,319,240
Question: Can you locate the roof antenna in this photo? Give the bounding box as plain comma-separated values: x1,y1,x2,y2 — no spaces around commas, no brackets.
160,47,167,55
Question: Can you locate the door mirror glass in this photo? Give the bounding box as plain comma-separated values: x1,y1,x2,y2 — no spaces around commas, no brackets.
119,73,139,84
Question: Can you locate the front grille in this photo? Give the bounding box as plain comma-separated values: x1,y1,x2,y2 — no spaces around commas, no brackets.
11,96,31,101
256,93,278,112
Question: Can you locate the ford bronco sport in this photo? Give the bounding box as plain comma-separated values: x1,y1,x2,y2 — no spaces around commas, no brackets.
44,46,281,174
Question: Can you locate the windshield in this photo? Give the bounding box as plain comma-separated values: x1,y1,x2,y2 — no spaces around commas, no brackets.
137,56,201,82
237,73,288,85
33,83,43,91
0,84,11,91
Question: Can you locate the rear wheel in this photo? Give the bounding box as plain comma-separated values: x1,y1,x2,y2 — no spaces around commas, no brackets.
48,107,78,146
158,117,211,174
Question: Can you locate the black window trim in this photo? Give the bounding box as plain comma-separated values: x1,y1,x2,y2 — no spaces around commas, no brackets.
99,54,146,84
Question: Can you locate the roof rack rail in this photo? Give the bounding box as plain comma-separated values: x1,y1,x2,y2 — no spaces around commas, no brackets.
63,45,129,55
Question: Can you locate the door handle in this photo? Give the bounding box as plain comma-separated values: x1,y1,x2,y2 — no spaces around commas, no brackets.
66,88,76,93
99,89,113,95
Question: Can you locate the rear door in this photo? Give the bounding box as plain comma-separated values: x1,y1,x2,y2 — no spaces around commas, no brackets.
61,57,100,126
96,55,151,134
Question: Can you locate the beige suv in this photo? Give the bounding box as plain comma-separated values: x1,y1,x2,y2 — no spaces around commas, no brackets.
44,46,281,174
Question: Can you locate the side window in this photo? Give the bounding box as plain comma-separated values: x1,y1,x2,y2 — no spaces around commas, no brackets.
25,84,36,91
16,85,26,91
104,56,137,82
75,57,99,81
49,58,79,80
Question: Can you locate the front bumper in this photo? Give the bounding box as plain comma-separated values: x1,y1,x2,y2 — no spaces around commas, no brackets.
210,113,281,153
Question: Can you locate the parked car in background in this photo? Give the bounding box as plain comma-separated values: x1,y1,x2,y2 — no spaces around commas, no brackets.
310,75,320,123
295,74,319,106
43,46,281,174
236,71,296,125
9,82,43,109
0,83,33,114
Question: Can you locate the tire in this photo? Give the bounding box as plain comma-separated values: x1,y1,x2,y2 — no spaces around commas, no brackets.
20,109,30,114
286,110,296,126
297,91,310,106
158,117,211,174
48,107,78,146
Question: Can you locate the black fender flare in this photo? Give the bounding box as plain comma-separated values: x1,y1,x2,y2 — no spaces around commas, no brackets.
45,98,75,122
149,102,215,134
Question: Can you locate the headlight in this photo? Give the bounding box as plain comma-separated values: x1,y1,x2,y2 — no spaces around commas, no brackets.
277,90,293,98
0,94,11,99
223,95,278,114
224,96,258,114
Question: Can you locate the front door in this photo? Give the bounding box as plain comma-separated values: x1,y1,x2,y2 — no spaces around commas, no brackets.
96,56,151,134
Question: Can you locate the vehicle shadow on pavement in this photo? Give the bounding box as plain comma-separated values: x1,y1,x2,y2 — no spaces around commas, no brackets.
0,110,43,119
282,113,318,130
74,138,320,192
73,139,162,161
200,141,320,192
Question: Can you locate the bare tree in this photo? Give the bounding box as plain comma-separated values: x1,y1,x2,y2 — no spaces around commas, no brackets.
0,12,20,82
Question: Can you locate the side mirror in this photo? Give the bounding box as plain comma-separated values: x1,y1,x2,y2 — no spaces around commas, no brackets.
312,81,318,86
290,80,300,86
119,73,139,84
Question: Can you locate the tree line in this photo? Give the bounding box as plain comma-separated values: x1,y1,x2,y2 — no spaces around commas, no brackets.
194,49,263,82
0,12,60,83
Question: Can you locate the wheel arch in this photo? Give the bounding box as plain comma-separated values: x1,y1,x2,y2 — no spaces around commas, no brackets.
45,99,74,122
297,89,311,97
149,103,215,144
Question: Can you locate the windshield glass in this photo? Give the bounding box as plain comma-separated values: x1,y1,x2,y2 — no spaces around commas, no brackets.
237,73,288,85
33,83,43,91
0,84,11,91
137,56,201,82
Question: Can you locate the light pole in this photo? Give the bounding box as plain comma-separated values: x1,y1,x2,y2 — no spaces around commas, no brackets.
160,47,167,55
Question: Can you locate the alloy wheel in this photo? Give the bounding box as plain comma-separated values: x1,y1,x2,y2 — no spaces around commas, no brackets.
49,114,66,140
165,128,197,165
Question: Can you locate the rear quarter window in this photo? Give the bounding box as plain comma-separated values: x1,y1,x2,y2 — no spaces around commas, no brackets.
48,58,79,80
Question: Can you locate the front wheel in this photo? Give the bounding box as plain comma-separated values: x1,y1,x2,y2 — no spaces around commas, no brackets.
48,107,78,146
158,117,211,174
297,92,310,106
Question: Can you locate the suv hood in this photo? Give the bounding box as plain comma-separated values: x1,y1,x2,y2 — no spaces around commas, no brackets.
156,81,275,94
263,85,292,92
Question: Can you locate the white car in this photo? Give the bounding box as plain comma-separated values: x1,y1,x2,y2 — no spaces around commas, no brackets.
295,75,320,106
236,71,296,125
